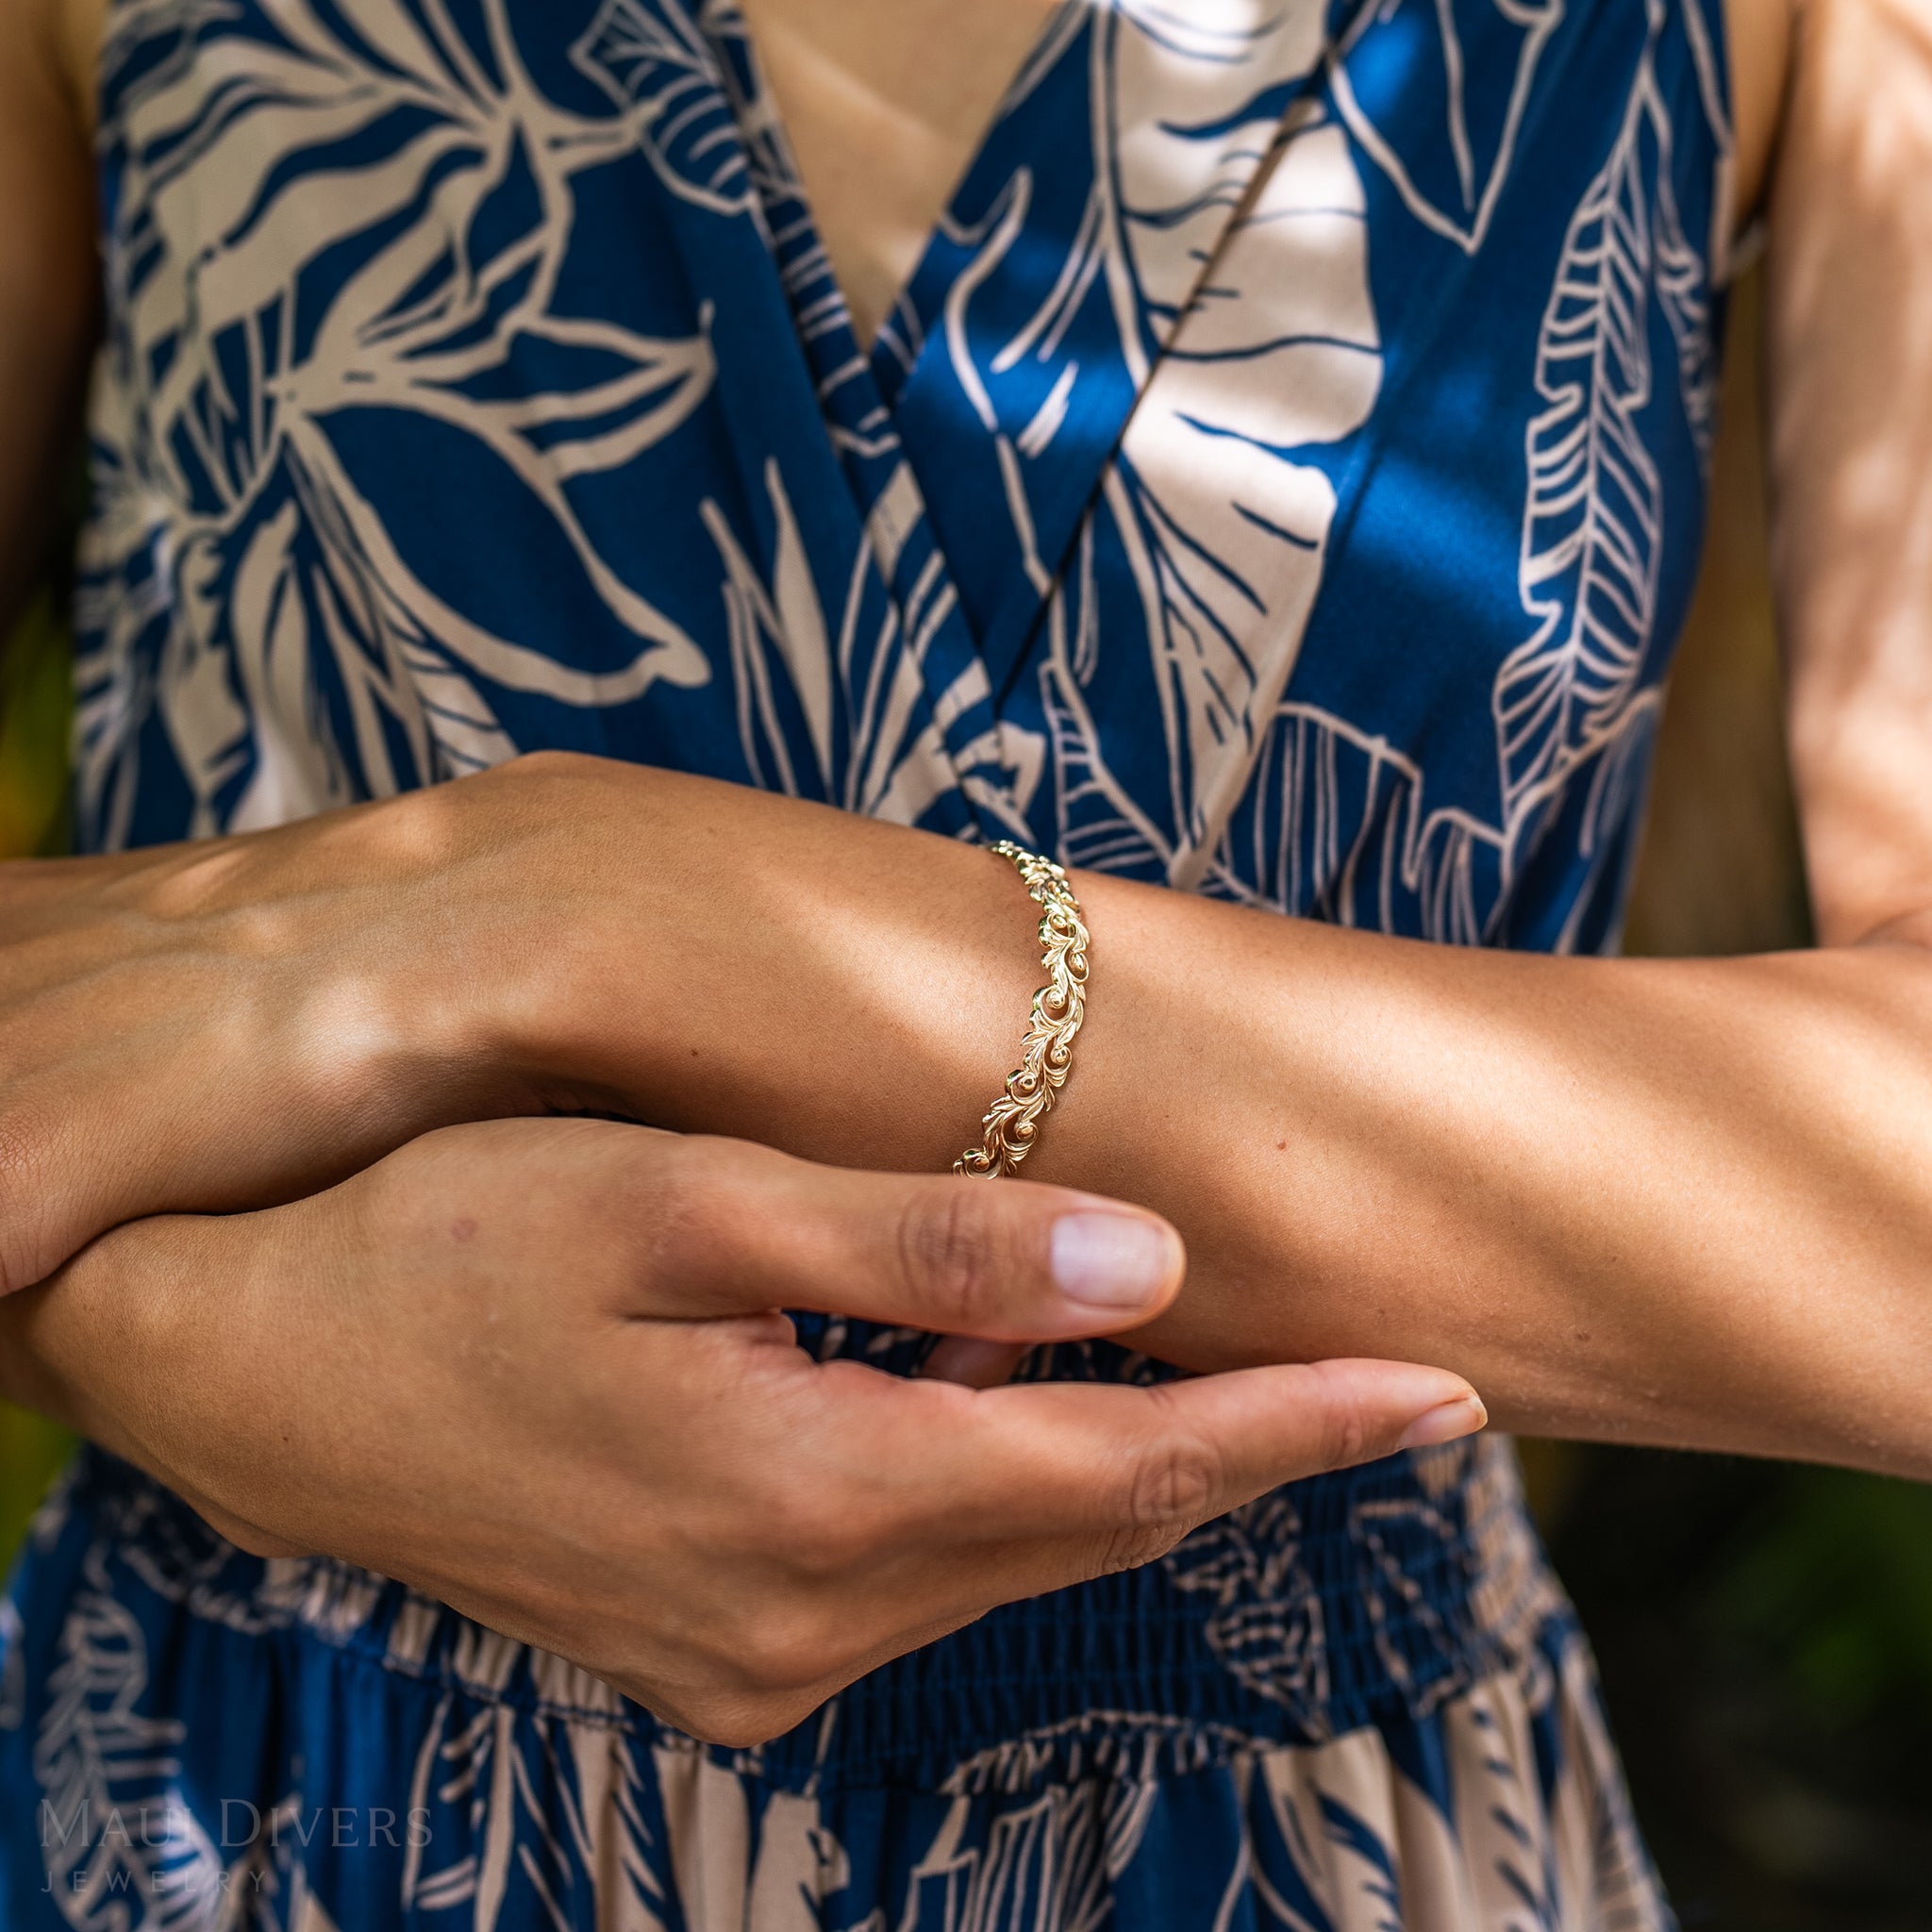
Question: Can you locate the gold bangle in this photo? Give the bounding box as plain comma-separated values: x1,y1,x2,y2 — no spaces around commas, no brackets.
954,841,1089,1178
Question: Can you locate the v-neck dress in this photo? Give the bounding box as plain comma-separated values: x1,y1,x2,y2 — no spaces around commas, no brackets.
2,0,1733,1924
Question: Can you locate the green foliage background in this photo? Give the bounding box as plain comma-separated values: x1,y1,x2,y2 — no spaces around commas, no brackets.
0,594,76,1562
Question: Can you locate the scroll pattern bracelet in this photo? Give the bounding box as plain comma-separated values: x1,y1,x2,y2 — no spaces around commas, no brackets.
954,841,1090,1178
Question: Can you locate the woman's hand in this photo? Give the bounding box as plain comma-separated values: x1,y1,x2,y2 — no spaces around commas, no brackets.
0,1115,1483,1745
0,760,636,1295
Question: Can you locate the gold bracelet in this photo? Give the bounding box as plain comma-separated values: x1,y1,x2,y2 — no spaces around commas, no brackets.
954,841,1089,1178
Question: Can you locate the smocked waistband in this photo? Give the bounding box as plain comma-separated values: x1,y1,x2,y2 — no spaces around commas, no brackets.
20,1437,1571,1793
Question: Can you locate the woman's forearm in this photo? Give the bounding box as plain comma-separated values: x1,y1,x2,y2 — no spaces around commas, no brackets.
1073,904,1932,1472
14,749,1932,1477
525,758,1932,1476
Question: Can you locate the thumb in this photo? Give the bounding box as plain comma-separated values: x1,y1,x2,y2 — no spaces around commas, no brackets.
641,1136,1184,1341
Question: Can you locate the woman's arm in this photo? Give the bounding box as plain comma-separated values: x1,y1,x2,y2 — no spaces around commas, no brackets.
1769,0,1932,950
471,760,1932,1478
10,0,1932,1482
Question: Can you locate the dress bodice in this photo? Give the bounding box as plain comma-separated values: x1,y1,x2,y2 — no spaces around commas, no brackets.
79,0,1729,962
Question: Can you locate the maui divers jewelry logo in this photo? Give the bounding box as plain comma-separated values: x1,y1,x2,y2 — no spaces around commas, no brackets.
41,1800,432,1850
40,1800,432,1897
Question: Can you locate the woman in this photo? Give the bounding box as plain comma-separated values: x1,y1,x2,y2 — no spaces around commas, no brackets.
0,0,1924,1923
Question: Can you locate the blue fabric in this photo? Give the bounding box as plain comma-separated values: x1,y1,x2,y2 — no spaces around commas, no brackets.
4,0,1730,1922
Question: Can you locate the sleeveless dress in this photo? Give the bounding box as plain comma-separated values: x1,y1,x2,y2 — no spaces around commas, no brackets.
1,0,1734,1924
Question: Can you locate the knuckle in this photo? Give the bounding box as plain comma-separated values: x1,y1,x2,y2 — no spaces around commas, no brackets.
1093,1520,1184,1576
355,1141,452,1245
1088,1423,1228,1578
749,1472,872,1575
722,1600,845,1697
670,1689,818,1750
226,899,299,963
1313,1377,1373,1472
636,1139,739,1279
896,1186,1004,1332
493,748,595,800
1128,1429,1224,1531
517,747,599,787
776,1499,876,1577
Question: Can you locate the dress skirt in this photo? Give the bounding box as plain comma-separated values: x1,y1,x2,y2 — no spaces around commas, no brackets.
0,1441,1673,1930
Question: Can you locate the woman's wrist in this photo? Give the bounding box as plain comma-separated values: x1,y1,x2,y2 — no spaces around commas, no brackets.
520,756,1040,1167
0,1218,166,1448
0,1207,316,1556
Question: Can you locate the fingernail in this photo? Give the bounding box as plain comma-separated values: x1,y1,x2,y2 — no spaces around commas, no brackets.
1050,1211,1180,1310
1396,1395,1489,1452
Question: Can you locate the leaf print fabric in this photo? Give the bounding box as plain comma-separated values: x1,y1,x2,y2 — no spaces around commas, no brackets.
7,0,1731,1923
6,1451,1663,1931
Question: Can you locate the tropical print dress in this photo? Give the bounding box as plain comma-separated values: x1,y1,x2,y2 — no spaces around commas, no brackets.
0,0,1734,1924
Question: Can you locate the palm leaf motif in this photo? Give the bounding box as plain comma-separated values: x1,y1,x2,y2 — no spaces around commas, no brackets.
1056,92,1383,882
705,459,841,799
703,458,1045,827
1350,1492,1470,1719
1039,566,1173,876
1196,702,1507,943
217,1793,348,1932
398,1695,862,1931
572,0,757,214
1497,56,1675,846
1363,1663,1657,1929
1290,1686,1560,1929
400,1696,589,1928
1542,1638,1673,1930
33,1585,226,1929
1653,166,1719,472
1245,1736,1415,1929
1160,1496,1334,1727
1326,0,1561,257
1108,0,1335,367
1237,1641,1667,1931
894,1781,1158,1932
81,0,717,842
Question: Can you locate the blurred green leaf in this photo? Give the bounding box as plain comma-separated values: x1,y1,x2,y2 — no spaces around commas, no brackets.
1704,1466,1932,1726
0,588,73,858
0,1406,74,1575
2,587,76,1577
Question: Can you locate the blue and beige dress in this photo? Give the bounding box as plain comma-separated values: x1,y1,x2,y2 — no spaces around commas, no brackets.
1,0,1735,1923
